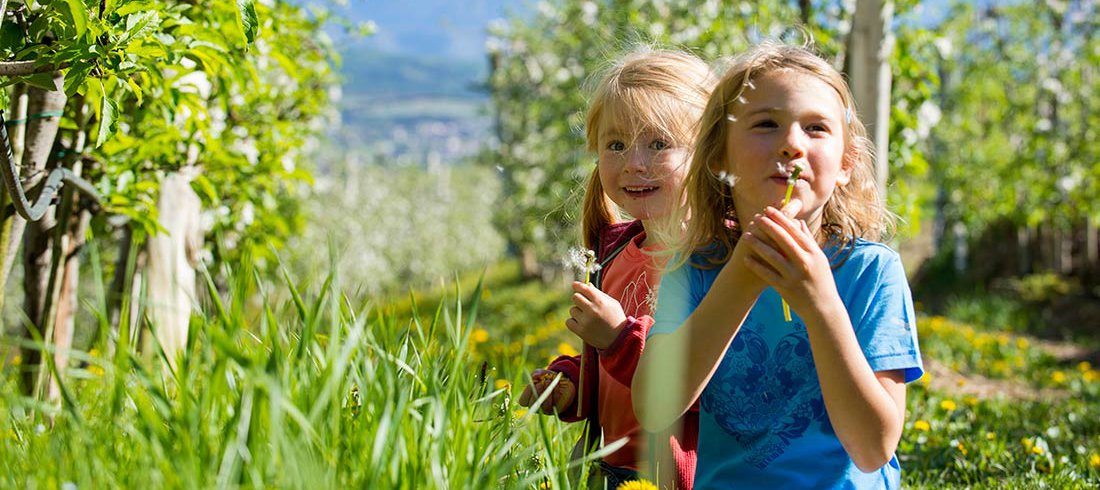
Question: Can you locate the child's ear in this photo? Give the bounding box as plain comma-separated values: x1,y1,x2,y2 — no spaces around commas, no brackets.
837,143,858,186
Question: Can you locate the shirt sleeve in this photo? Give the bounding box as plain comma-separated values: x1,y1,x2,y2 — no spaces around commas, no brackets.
849,248,924,383
648,259,700,338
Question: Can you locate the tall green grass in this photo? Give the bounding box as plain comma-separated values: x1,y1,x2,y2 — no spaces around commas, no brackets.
0,263,596,489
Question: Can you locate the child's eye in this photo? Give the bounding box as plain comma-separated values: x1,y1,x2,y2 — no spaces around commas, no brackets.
752,119,778,129
806,123,830,133
649,139,671,151
607,141,626,152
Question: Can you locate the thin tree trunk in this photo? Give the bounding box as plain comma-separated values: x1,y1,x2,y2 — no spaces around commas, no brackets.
0,83,29,307
1017,225,1031,276
844,0,894,200
1088,216,1097,272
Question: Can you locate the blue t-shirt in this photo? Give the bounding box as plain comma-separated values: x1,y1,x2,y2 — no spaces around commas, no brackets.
649,239,924,489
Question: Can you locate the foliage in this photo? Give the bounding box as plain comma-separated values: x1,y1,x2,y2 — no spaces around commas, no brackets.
485,0,937,272
928,1,1099,232
1,0,339,272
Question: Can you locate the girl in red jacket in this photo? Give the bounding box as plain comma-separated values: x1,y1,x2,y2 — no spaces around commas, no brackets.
518,48,715,490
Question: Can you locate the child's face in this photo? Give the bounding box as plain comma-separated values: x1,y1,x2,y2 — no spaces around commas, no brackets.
724,69,851,231
597,117,690,224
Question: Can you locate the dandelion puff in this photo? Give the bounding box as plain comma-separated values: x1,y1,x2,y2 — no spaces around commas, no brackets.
717,170,736,187
564,247,601,283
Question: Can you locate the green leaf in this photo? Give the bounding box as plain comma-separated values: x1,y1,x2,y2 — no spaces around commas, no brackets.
96,88,118,148
63,60,94,96
60,0,90,38
23,72,61,91
236,0,259,44
114,0,157,18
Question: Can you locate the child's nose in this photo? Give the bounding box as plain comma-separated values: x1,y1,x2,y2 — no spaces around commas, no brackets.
625,148,649,171
780,127,807,159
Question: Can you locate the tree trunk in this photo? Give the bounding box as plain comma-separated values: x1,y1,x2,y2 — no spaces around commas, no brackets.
0,83,29,307
1017,225,1031,276
844,0,894,200
19,205,55,394
520,244,540,280
144,170,203,371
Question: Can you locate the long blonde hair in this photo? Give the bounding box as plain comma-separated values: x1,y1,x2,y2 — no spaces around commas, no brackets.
670,43,893,268
580,48,716,250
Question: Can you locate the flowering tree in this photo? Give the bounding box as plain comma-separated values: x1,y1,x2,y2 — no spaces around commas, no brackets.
928,1,1099,280
0,0,339,397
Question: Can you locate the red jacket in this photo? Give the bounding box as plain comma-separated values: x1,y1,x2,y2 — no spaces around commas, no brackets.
545,220,699,490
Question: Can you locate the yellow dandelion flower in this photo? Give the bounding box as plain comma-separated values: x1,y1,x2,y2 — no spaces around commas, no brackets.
940,399,957,412
470,328,490,343
929,316,946,330
523,334,536,345
494,379,511,390
1051,371,1067,384
1014,357,1025,368
616,480,659,490
996,334,1010,346
986,432,996,441
1031,445,1044,456
1016,338,1029,349
992,360,1009,374
956,378,967,387
956,441,968,456
919,373,931,387
88,364,105,377
1022,438,1034,450
1089,453,1100,469
1076,361,1091,372
557,342,579,357
88,348,101,358
539,480,552,490
1084,370,1099,383
10,355,20,366
514,408,528,419
964,395,979,406
913,420,930,432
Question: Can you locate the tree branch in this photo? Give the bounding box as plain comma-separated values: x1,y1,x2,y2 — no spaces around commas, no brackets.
0,61,71,77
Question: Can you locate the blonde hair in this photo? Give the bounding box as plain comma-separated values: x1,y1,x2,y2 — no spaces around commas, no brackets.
671,43,893,269
580,48,716,250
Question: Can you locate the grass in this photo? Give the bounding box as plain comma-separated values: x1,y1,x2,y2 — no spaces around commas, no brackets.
1,260,1099,488
0,261,590,489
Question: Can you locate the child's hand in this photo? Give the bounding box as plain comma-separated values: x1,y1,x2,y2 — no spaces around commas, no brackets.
518,369,576,414
741,203,836,315
730,199,804,292
565,282,628,350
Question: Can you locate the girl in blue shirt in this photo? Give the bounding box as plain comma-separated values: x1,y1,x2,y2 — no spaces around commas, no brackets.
634,43,923,489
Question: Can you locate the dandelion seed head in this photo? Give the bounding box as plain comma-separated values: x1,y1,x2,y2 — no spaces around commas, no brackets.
717,170,736,187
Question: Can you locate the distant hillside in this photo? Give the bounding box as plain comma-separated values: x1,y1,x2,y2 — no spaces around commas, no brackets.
339,47,489,101
334,47,491,164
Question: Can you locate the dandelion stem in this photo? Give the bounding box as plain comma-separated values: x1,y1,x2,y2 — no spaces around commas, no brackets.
780,164,803,323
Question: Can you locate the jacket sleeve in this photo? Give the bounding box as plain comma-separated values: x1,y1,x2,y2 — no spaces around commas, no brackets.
597,315,653,387
546,354,585,423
